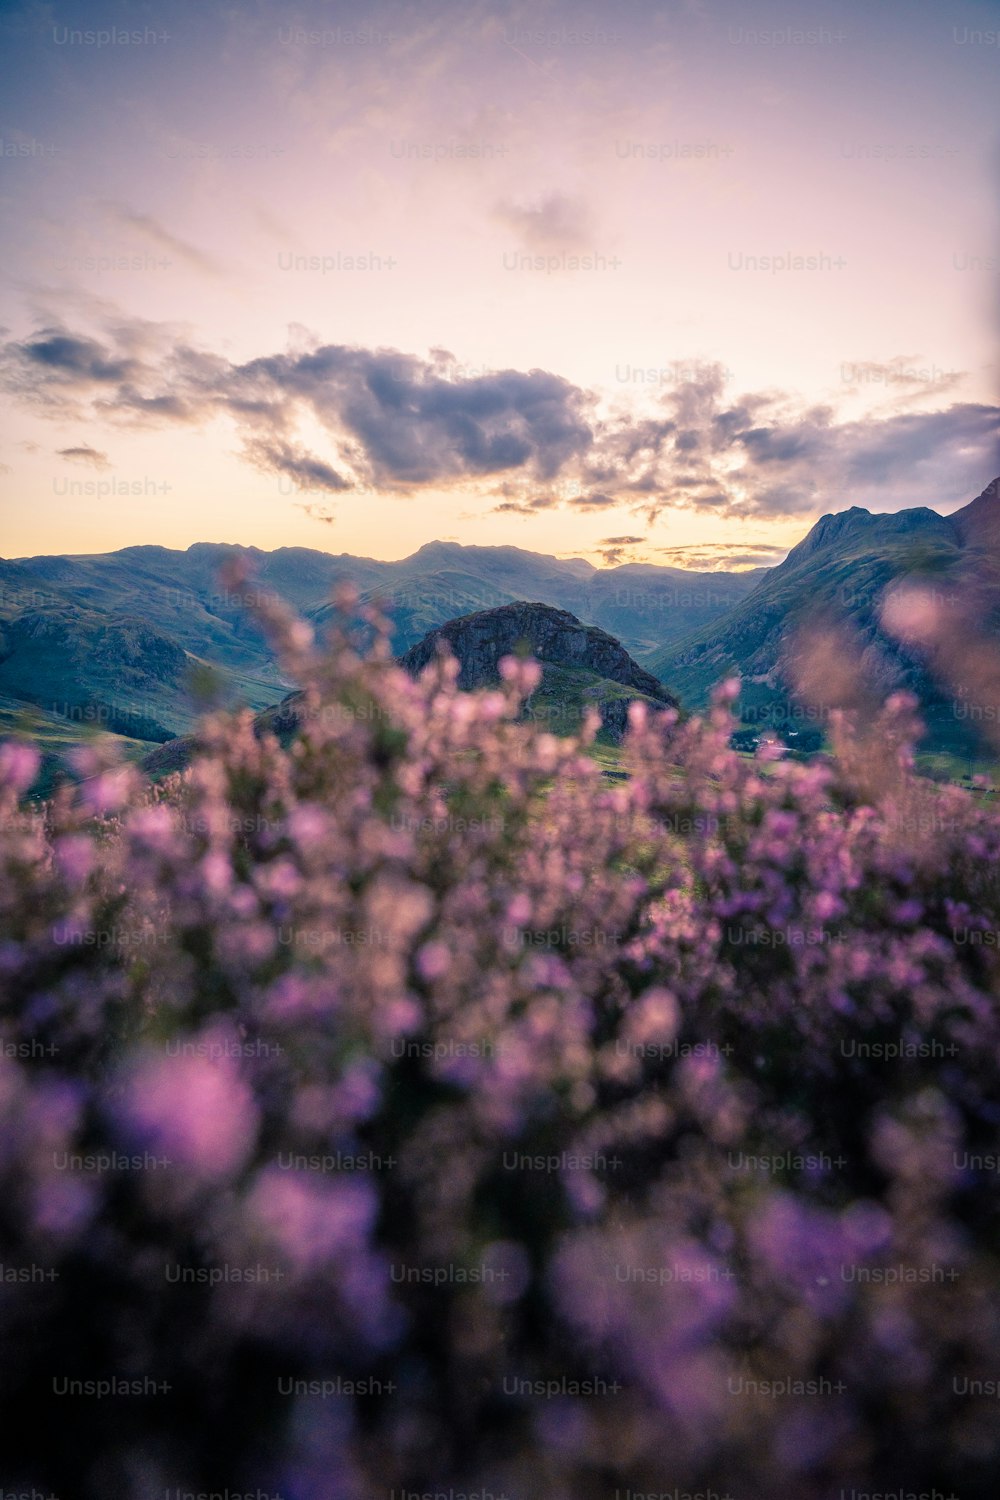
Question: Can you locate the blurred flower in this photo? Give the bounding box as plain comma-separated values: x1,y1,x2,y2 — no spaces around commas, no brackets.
116,1042,257,1178
0,740,40,794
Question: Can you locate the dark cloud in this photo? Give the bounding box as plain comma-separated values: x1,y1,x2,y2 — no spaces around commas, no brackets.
592,416,675,475
227,345,597,487
600,365,999,521
840,404,998,488
24,331,138,382
245,438,350,493
57,445,109,469
490,486,561,514
737,421,829,465
598,533,645,564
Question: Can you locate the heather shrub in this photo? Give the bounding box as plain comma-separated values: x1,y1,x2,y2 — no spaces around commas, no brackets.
2,582,1000,1499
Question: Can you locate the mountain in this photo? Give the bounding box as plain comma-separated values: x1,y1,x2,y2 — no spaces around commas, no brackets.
309,540,761,658
0,608,186,740
648,478,1000,758
0,539,757,748
0,546,301,739
400,601,677,742
953,476,1000,555
5,478,998,778
140,604,678,779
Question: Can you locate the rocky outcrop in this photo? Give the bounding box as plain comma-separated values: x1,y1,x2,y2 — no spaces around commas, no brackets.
140,605,679,775
590,694,644,742
398,602,678,743
400,602,678,705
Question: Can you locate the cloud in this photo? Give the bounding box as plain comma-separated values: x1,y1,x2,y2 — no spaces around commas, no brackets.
295,502,336,524
245,438,350,493
654,542,785,570
597,533,645,564
57,444,109,469
837,356,966,408
101,203,225,277
597,364,999,521
234,347,597,486
493,496,557,514
0,320,597,492
253,206,297,246
495,192,594,253
1,318,996,524
23,330,139,383
567,491,618,508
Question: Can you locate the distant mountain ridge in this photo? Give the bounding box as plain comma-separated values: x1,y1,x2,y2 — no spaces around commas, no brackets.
4,478,999,777
0,538,758,741
649,476,1000,758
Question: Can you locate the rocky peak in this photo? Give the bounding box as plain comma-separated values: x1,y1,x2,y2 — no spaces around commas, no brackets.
951,476,1000,551
399,601,677,705
781,504,959,571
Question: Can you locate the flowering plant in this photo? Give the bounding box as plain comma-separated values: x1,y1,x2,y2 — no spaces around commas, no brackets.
2,584,999,1499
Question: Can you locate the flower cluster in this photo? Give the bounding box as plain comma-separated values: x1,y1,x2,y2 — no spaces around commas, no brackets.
1,589,1000,1499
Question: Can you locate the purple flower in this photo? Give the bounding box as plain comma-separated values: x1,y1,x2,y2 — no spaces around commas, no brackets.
117,1041,258,1178
0,740,40,794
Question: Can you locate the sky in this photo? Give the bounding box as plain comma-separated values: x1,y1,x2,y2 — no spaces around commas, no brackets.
0,0,997,569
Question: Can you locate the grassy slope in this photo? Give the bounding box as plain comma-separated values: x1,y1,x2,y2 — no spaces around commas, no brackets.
0,693,160,799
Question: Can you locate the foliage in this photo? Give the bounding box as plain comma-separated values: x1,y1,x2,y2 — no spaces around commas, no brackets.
2,579,1000,1499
